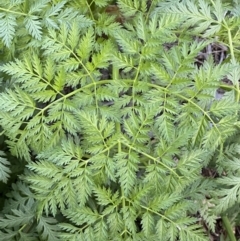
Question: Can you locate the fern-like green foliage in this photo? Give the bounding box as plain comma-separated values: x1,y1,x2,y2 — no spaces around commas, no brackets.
0,150,11,183
0,0,240,240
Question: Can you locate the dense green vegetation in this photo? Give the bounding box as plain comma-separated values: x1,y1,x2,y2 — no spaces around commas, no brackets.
0,0,240,240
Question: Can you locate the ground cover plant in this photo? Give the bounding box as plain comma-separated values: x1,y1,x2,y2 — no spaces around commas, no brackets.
1,0,240,240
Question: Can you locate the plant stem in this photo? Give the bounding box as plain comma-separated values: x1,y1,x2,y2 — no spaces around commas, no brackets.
221,215,236,241
112,65,119,80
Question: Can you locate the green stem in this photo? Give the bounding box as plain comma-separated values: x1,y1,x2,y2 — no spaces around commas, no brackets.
221,14,239,104
0,7,27,16
112,65,119,80
225,25,235,61
221,215,236,241
23,0,29,13
86,0,95,20
209,0,239,104
113,65,126,238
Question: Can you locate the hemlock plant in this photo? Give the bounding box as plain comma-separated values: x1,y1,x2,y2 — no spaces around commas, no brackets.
0,0,240,240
